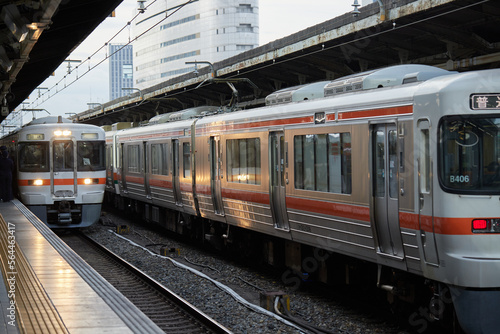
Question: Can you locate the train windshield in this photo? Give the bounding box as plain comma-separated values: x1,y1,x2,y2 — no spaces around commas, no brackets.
18,142,49,172
439,116,500,194
53,141,74,171
77,141,105,171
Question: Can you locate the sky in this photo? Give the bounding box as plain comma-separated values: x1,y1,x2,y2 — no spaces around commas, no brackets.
5,0,362,127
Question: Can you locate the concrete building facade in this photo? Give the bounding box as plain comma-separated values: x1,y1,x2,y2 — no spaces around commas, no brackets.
133,0,259,89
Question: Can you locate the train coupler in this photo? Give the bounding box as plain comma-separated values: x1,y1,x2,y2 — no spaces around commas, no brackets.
56,200,73,224
58,212,72,224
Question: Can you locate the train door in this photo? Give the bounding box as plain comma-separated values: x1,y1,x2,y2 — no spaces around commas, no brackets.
269,131,289,231
417,120,439,266
120,143,128,194
52,139,77,198
105,143,113,191
210,136,224,215
143,142,151,199
172,139,182,206
372,124,405,259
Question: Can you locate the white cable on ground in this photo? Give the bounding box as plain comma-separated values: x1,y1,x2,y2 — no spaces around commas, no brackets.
109,230,307,333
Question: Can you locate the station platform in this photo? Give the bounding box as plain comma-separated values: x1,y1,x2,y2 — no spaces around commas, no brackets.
0,199,164,334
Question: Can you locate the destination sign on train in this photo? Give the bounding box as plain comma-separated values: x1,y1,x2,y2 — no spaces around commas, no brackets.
471,94,500,110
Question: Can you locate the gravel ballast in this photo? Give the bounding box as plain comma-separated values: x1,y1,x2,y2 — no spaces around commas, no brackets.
83,212,412,334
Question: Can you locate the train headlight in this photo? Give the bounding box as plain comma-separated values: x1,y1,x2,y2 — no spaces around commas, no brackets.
54,130,71,136
28,179,44,186
472,219,500,233
82,178,99,185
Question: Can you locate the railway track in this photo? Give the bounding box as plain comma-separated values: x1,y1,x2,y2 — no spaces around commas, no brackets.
59,232,231,334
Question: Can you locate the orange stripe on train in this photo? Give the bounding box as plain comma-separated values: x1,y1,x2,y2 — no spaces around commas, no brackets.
18,178,105,186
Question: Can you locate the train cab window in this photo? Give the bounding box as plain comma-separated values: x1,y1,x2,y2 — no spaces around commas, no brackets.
77,141,105,171
183,143,191,178
151,143,168,175
19,142,49,172
294,133,351,194
440,116,500,193
226,138,261,185
53,141,74,172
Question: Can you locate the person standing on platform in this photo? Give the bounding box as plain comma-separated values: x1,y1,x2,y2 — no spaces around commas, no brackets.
0,146,14,202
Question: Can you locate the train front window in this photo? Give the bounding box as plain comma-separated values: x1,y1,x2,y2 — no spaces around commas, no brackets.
77,141,105,171
53,141,74,171
19,142,49,172
439,116,500,193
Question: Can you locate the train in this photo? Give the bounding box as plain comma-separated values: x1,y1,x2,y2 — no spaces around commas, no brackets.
102,64,500,333
0,116,106,228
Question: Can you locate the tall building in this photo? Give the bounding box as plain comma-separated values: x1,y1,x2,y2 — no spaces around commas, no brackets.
133,0,259,89
109,44,134,100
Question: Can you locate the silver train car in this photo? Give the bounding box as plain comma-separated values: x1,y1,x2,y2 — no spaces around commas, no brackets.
105,65,500,333
1,116,106,228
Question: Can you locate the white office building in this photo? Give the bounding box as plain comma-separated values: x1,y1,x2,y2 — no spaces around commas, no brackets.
133,0,259,89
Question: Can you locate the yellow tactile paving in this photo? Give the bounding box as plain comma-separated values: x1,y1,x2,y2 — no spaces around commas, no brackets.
0,213,69,334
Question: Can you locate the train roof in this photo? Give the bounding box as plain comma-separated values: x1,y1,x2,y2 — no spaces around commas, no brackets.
265,81,331,106
26,116,73,125
324,64,451,97
109,66,500,139
265,65,453,107
148,106,220,125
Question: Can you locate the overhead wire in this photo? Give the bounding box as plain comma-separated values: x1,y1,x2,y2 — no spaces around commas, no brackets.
24,0,198,111
117,0,491,105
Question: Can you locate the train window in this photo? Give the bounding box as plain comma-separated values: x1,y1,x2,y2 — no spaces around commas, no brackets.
374,130,385,197
53,141,74,172
226,138,261,185
151,143,168,175
316,134,328,192
419,128,431,193
116,144,122,169
18,142,49,172
440,116,500,193
294,133,351,194
106,144,112,168
77,141,105,171
388,130,398,199
183,143,191,178
127,145,140,173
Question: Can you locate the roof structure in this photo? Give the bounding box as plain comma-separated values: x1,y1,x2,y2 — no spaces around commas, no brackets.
2,0,500,126
0,0,123,123
75,0,500,126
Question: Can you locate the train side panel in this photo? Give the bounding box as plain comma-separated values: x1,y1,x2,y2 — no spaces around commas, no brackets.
284,121,376,261
104,66,500,334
